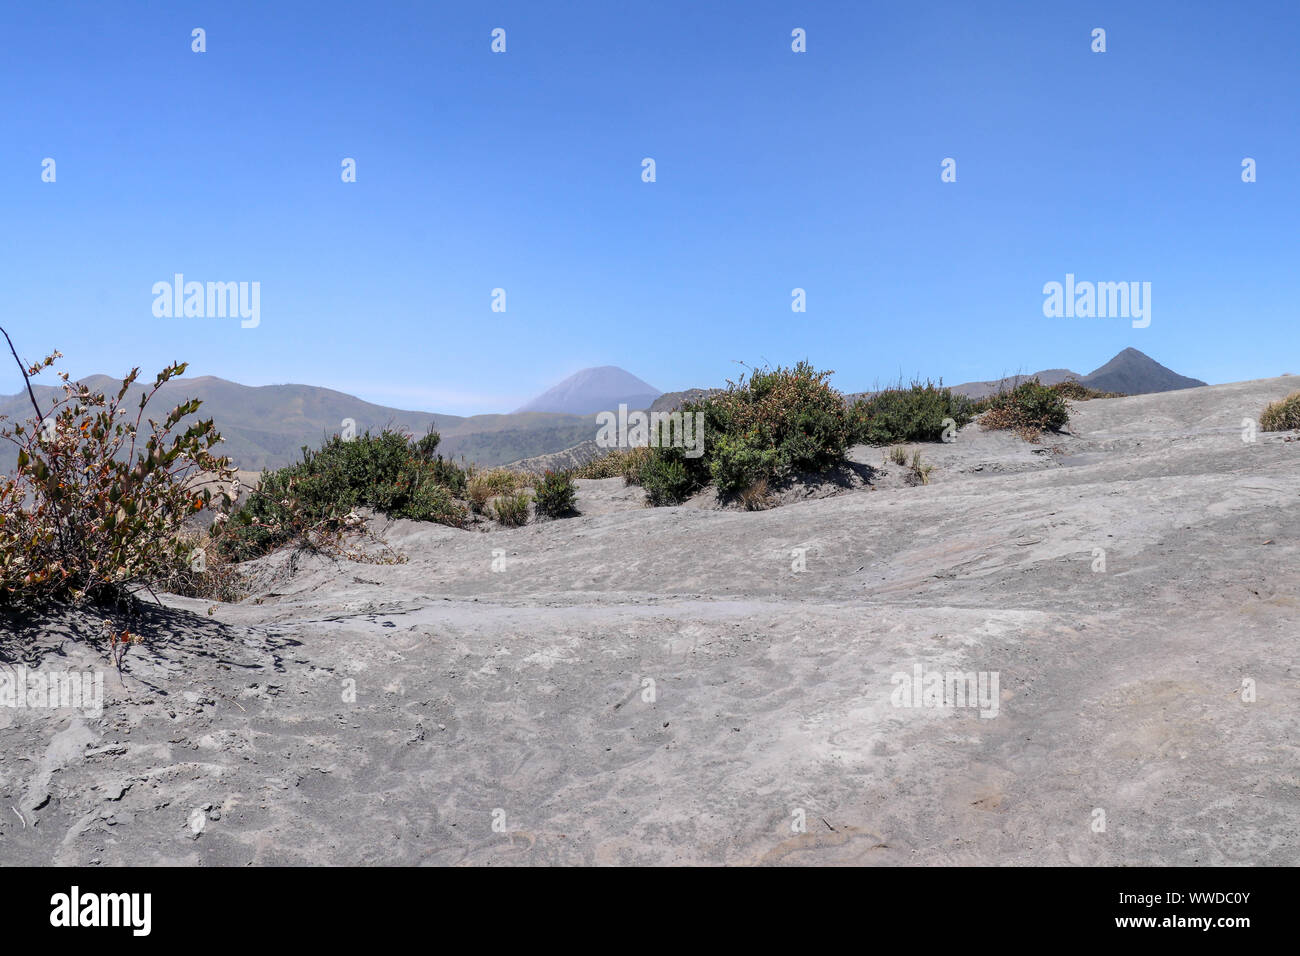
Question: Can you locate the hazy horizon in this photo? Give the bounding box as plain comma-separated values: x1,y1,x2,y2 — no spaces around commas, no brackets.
0,346,1222,420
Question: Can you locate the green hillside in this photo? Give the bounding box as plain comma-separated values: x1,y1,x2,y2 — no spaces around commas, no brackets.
0,375,597,473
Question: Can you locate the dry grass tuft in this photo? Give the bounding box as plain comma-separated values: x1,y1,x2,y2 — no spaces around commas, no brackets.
491,491,531,526
468,468,524,513
737,477,773,511
908,450,934,485
1260,391,1300,432
1050,380,1124,401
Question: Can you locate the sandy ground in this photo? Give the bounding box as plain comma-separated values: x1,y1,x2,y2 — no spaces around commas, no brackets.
1,376,1297,866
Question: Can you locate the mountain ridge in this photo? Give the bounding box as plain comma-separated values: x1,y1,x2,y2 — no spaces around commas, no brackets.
1080,347,1207,394
0,376,595,473
948,349,1206,398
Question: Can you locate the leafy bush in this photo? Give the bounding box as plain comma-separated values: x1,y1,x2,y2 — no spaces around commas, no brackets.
409,428,469,495
0,332,234,608
638,453,694,506
708,432,781,495
634,361,851,506
492,491,531,526
702,362,851,473
400,477,466,524
532,471,577,518
979,379,1070,439
969,379,1122,415
425,456,468,497
412,427,442,461
851,381,975,445
216,429,467,562
1260,391,1300,431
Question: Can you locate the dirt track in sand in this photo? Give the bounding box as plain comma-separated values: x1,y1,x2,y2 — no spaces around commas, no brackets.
2,376,1297,865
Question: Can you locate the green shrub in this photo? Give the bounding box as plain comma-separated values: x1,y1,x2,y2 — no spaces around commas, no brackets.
533,471,577,518
702,361,851,474
412,427,442,461
0,333,234,608
638,452,695,506
216,429,467,561
634,361,851,506
398,477,466,523
423,455,468,497
708,432,781,495
492,491,531,526
851,381,975,445
979,379,1070,438
1260,391,1300,431
968,379,1121,416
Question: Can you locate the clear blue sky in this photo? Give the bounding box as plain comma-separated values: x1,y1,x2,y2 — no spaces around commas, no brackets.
3,0,1296,414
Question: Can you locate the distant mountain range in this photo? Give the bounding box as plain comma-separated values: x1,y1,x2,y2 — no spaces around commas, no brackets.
653,349,1206,412
948,348,1207,399
514,366,661,415
944,368,1081,399
0,351,1205,475
0,375,597,474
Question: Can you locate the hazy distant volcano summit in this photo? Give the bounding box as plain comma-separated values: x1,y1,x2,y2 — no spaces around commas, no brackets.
514,366,661,415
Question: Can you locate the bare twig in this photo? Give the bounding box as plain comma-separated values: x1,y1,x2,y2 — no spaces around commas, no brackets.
1,325,72,569
0,325,45,423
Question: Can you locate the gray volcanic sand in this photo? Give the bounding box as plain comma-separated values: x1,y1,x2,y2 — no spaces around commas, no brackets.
2,376,1298,865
